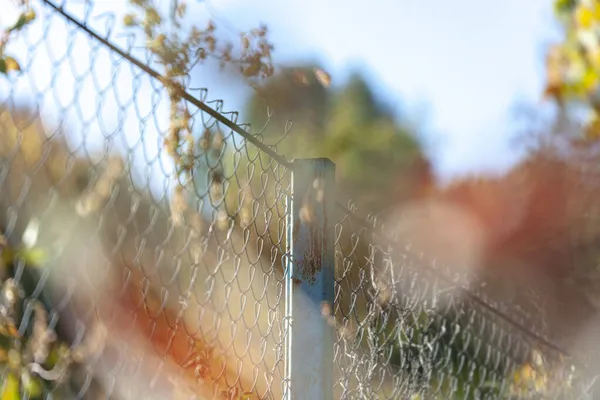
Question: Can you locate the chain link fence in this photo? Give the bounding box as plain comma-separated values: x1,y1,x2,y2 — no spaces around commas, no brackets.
0,0,599,399
332,204,597,399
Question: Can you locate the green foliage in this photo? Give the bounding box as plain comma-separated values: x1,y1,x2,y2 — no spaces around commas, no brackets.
244,66,427,213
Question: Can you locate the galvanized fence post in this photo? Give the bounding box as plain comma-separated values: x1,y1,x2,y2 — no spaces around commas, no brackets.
284,158,335,400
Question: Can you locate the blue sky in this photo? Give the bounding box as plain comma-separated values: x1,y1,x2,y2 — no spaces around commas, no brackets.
1,0,563,184
202,0,561,180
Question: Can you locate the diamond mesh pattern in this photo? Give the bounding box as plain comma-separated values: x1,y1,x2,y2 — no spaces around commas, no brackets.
0,1,597,399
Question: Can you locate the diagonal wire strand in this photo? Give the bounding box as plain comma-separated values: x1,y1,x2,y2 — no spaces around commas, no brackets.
41,0,294,170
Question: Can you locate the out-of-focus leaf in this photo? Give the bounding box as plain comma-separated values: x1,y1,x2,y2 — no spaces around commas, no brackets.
7,9,36,33
17,247,48,267
144,7,161,25
511,362,549,397
123,14,137,27
1,373,20,400
582,69,599,92
7,14,27,32
3,57,20,73
24,9,36,23
0,56,21,75
555,0,576,14
21,371,43,399
576,4,594,28
1,245,48,268
242,61,261,77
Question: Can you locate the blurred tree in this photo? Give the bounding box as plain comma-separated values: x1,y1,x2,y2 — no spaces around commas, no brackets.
236,67,481,398
243,65,429,214
546,0,600,141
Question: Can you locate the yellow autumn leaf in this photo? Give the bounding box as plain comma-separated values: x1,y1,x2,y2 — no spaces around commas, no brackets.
576,5,595,29
582,68,599,92
123,14,137,27
595,3,600,20
512,361,549,396
1,373,20,400
147,34,167,55
144,7,161,26
24,9,36,23
0,56,21,75
4,57,20,73
513,363,533,385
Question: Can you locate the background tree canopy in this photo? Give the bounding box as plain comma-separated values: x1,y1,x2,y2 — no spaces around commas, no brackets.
243,65,430,214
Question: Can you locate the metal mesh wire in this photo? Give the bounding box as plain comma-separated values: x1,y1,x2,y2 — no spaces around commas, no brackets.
331,204,596,399
0,0,598,399
1,1,291,398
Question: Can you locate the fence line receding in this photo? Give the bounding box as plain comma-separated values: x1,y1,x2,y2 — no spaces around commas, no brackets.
0,1,597,399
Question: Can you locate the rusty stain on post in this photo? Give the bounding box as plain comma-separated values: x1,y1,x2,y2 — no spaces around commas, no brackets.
284,158,335,400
